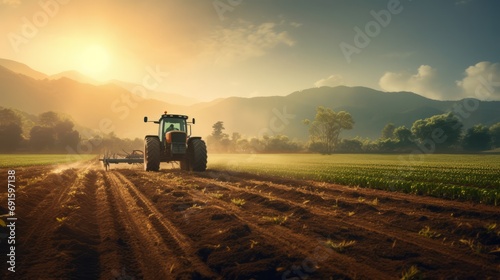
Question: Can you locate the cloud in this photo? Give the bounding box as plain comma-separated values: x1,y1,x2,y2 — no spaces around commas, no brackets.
2,0,20,7
379,62,500,100
379,65,446,100
201,20,295,66
314,74,346,88
456,61,500,100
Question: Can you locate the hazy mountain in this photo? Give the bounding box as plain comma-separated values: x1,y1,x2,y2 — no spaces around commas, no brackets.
1,61,499,141
50,70,101,86
187,86,500,140
0,58,99,85
0,58,48,80
0,65,184,140
110,79,200,106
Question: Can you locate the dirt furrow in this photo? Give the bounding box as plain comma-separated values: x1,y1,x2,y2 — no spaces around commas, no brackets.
179,178,406,279
11,162,97,279
122,169,394,279
184,171,499,278
203,170,500,218
105,171,177,279
231,173,500,256
96,170,143,279
106,171,219,279
190,192,393,279
21,165,89,245
117,170,303,279
55,167,101,279
1,162,498,279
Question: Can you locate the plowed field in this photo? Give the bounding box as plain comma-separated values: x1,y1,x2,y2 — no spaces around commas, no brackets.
1,160,499,279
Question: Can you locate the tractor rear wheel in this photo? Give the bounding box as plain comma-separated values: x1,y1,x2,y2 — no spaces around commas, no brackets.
144,136,160,171
186,139,207,171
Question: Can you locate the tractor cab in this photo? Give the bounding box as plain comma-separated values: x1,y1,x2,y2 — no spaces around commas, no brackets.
158,114,189,144
144,112,195,142
162,117,187,134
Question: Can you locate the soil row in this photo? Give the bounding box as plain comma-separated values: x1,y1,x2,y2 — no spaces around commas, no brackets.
0,163,498,279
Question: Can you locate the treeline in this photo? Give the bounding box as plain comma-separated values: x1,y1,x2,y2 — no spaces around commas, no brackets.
207,107,500,154
206,121,302,153
0,108,141,153
3,107,499,155
351,113,500,153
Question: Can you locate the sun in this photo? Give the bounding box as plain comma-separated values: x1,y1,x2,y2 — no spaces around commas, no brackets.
78,44,111,80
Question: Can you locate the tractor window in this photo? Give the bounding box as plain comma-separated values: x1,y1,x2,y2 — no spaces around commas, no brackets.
163,118,187,134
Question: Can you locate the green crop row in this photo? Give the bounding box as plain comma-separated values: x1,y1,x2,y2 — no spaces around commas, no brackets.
0,154,96,168
208,154,500,206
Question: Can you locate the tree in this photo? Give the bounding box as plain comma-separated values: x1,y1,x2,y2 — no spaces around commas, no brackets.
462,125,492,151
0,108,23,152
211,121,228,142
307,141,328,153
39,111,60,127
231,132,241,143
230,132,242,152
207,121,230,152
337,139,363,153
490,122,500,148
30,112,80,152
30,126,55,151
411,113,463,150
54,120,80,150
249,137,265,152
236,138,250,153
381,123,396,139
361,140,379,153
264,135,302,153
377,138,398,152
394,126,413,144
304,106,354,153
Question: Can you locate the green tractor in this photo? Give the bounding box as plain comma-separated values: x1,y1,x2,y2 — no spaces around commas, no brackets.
143,111,207,172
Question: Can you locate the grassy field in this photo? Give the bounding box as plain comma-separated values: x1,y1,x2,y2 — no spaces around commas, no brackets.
0,154,96,168
208,154,500,205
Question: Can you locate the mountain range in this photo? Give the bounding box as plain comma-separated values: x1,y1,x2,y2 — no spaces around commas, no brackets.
1,58,499,141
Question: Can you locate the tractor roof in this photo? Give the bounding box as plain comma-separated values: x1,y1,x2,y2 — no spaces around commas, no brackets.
160,113,188,120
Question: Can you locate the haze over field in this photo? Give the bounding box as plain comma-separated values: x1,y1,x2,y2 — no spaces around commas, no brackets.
1,0,500,140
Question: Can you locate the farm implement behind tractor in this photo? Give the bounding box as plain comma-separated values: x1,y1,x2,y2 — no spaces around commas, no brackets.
100,150,144,171
99,111,207,171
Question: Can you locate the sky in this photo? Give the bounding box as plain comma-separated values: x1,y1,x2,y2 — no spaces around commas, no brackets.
1,0,500,101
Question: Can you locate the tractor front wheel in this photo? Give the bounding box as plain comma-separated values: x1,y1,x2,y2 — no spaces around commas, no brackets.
144,136,161,171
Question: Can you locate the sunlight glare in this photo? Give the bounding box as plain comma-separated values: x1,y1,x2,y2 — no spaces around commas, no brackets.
78,44,111,79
